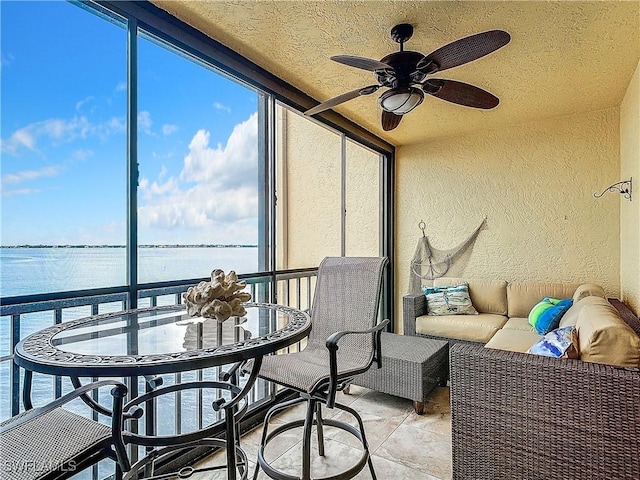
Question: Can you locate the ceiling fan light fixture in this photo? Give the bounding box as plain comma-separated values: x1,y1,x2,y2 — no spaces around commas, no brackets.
378,87,424,114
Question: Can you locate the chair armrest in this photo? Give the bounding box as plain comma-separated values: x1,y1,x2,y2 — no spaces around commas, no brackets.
324,319,390,407
403,293,426,336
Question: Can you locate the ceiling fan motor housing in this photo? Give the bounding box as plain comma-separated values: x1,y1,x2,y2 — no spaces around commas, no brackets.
376,51,427,88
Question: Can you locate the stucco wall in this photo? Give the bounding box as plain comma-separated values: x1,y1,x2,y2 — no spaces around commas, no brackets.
345,140,380,257
277,107,342,269
620,61,640,315
396,108,621,331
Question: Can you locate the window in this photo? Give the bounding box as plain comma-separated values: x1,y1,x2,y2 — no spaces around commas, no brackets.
1,1,127,296
136,32,261,283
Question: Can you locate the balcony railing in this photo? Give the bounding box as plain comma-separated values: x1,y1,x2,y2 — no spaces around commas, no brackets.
0,268,317,479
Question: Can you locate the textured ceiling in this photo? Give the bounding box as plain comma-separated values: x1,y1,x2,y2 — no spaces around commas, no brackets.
152,1,640,146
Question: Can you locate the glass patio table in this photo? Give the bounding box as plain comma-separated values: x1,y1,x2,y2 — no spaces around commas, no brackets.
13,302,311,480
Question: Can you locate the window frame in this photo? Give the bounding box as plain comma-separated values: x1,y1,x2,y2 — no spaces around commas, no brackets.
96,0,395,322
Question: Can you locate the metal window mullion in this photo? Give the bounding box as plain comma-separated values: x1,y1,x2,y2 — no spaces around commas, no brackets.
126,17,139,310
268,96,278,304
341,135,346,257
381,151,394,331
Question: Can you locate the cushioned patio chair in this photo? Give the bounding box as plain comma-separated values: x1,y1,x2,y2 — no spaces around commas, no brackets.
0,379,134,480
252,256,389,480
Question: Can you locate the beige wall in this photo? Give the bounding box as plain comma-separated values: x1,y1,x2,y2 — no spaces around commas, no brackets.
345,140,380,257
396,108,621,331
276,107,342,269
620,61,640,315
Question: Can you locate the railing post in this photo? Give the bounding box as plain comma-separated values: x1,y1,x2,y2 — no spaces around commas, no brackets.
11,314,20,416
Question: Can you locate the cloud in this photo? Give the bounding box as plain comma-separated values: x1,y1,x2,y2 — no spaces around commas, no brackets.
162,124,179,136
1,115,125,155
213,102,231,113
115,81,126,92
2,188,42,198
2,165,62,185
1,52,15,70
75,96,95,111
138,112,259,240
180,112,258,188
1,165,62,198
72,149,94,161
138,110,153,135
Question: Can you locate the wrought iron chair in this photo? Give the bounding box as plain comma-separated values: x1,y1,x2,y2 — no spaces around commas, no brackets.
0,379,135,480
252,256,389,480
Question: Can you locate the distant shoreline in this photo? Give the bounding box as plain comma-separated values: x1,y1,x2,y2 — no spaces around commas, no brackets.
0,245,258,249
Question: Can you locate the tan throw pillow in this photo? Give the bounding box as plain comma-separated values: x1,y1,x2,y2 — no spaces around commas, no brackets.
575,300,640,368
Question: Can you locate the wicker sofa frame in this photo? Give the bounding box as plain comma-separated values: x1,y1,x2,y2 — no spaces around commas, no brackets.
449,299,640,480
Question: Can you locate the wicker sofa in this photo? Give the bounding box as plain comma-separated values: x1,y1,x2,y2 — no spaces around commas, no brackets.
449,299,640,480
403,277,589,347
403,279,640,479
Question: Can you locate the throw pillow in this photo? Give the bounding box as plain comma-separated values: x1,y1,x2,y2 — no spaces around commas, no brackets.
528,297,573,335
527,326,579,359
422,283,478,316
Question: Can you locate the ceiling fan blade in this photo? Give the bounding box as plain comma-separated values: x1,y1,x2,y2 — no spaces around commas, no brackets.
331,55,393,72
305,85,380,116
381,110,403,131
423,79,499,109
421,30,510,72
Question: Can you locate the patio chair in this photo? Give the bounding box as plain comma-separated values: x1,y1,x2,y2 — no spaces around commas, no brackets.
252,256,389,480
0,379,135,480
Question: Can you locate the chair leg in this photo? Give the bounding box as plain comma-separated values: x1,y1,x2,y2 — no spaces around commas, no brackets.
315,401,325,457
336,402,378,480
253,396,305,480
301,398,316,480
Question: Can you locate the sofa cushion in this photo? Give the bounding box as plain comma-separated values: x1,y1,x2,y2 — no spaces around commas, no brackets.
507,281,579,318
484,328,541,353
560,294,606,328
572,283,606,303
526,326,579,358
423,283,478,315
528,298,573,335
502,317,536,332
416,313,508,343
434,277,507,315
575,298,640,368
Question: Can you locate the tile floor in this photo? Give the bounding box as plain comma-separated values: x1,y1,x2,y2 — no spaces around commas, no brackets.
189,385,452,480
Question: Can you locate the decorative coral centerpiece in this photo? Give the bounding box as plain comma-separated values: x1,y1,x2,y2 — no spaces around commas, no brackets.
182,269,252,322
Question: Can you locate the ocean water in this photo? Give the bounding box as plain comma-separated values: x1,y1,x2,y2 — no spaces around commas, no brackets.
0,246,263,478
0,246,259,414
1,246,259,297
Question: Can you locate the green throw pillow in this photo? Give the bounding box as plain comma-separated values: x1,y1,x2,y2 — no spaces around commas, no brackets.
528,297,573,335
422,283,478,316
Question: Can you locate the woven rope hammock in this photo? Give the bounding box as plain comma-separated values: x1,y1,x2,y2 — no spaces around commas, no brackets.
408,218,486,294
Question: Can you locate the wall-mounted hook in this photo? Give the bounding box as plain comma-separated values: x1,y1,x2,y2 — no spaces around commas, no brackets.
593,177,632,201
418,220,426,237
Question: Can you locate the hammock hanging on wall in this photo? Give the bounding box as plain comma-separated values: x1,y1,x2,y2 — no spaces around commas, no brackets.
408,218,486,294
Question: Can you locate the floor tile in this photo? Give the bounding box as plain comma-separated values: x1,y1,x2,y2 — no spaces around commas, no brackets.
354,455,443,480
190,387,454,480
375,423,452,479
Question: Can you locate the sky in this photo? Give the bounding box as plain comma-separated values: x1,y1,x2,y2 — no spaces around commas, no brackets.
1,1,260,246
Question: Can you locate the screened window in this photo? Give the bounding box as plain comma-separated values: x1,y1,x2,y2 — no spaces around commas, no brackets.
136,32,261,283
0,2,127,296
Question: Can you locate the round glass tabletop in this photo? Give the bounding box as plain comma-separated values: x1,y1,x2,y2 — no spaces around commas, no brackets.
15,302,311,376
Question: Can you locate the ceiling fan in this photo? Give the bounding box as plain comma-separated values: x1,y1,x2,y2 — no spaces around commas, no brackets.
304,24,510,131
